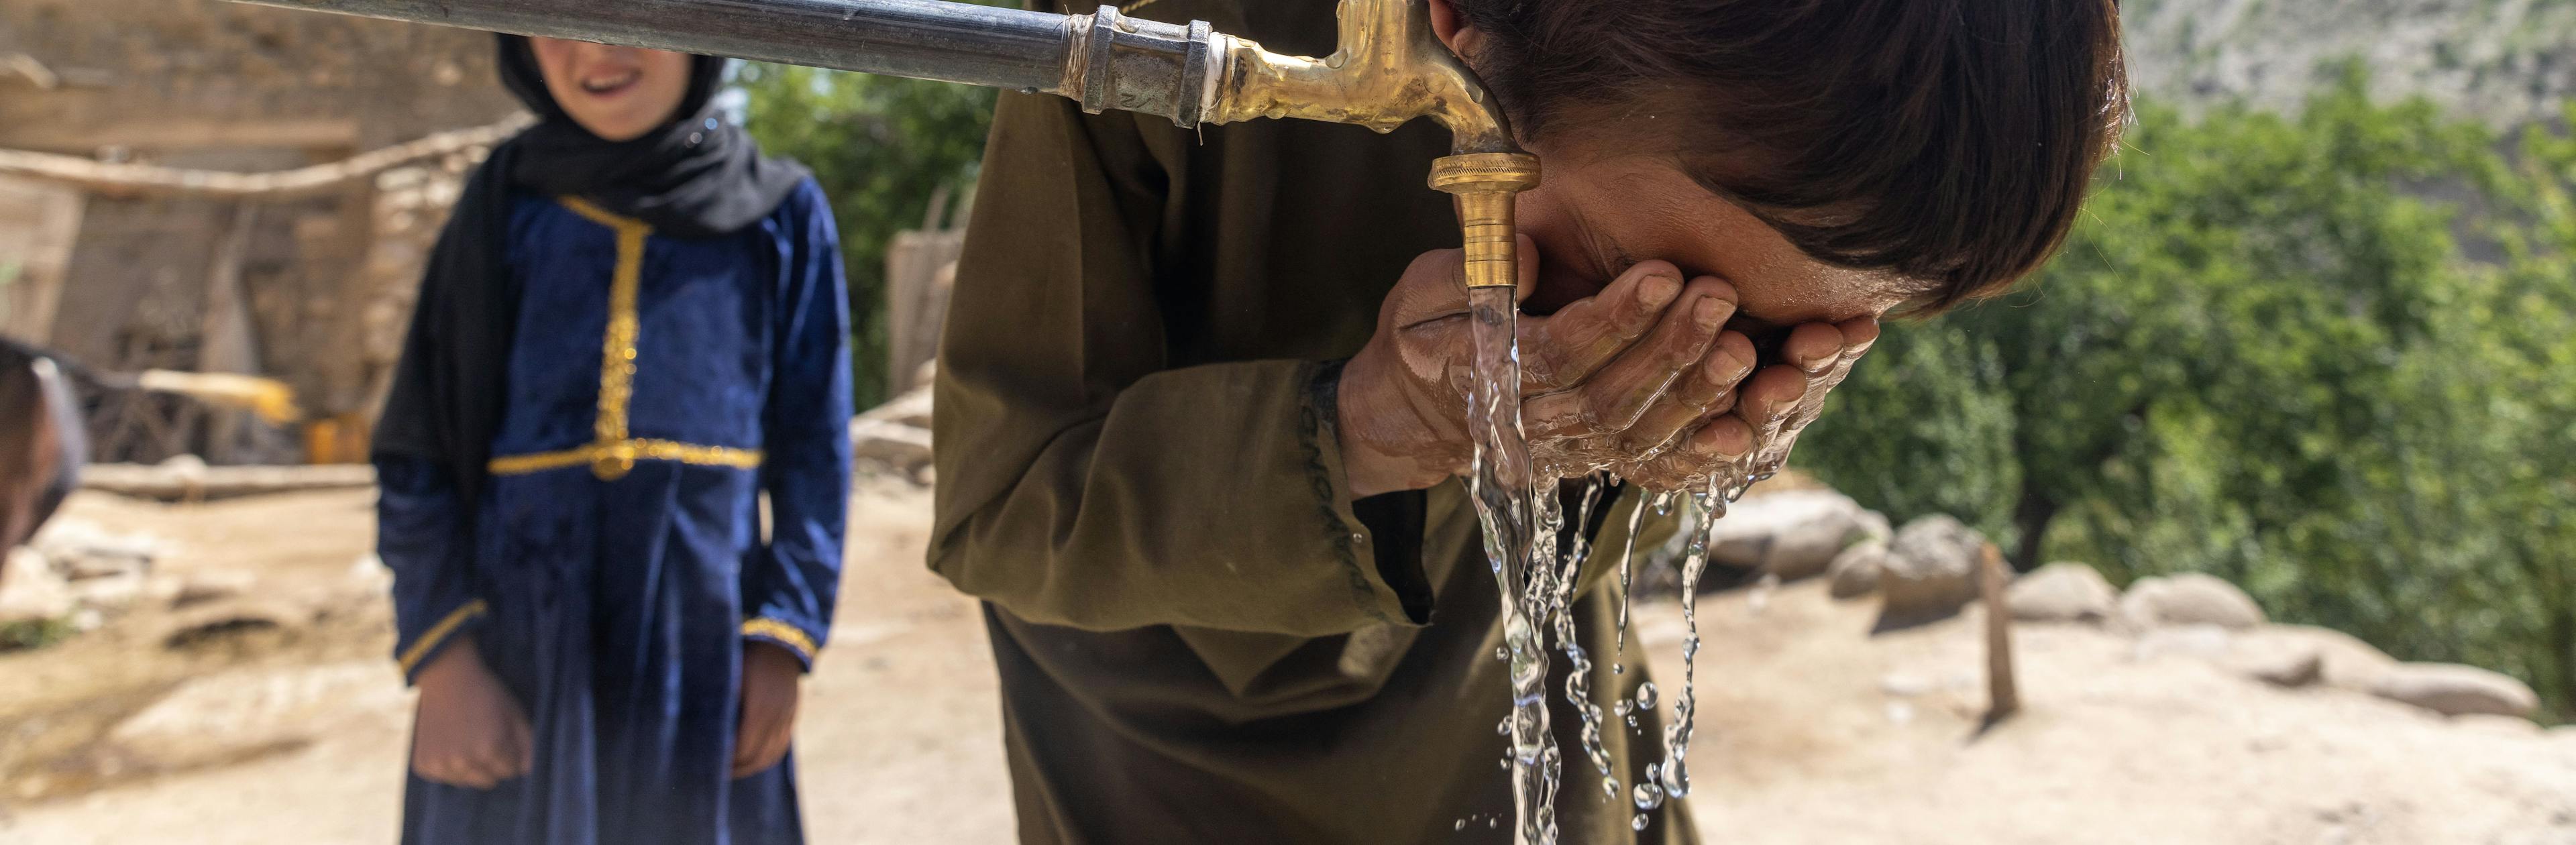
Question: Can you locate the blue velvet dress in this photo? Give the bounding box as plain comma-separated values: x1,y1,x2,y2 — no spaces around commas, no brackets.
377,180,851,845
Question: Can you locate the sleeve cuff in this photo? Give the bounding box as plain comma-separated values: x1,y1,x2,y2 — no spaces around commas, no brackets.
1303,359,1434,626
741,616,822,671
395,598,488,683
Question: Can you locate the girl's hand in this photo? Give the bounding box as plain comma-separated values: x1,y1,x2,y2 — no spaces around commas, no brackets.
411,637,534,789
731,641,802,778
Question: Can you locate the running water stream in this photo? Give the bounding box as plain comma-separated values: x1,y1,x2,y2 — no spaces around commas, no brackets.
1462,286,1559,844
1462,286,1762,843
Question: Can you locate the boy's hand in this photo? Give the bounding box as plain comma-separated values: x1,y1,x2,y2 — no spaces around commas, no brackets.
411,636,534,789
1609,316,1878,492
732,641,802,778
1338,241,1760,495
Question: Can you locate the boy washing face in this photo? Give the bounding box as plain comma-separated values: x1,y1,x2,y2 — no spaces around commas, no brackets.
378,35,850,845
931,0,2125,842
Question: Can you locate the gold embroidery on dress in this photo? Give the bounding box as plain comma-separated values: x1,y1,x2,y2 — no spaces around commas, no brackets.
397,599,490,676
741,617,818,660
487,199,765,480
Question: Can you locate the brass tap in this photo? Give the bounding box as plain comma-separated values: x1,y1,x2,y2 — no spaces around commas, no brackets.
1198,0,1542,289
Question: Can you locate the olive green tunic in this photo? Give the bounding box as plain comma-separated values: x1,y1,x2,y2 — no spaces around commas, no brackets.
931,2,1697,842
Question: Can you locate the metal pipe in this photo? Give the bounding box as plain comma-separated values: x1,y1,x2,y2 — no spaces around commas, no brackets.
235,0,1538,283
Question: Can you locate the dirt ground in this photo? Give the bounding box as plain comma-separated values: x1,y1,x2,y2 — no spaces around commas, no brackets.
3,480,2574,844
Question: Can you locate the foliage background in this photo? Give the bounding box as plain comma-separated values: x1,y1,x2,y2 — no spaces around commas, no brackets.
1800,72,2576,722
737,60,997,408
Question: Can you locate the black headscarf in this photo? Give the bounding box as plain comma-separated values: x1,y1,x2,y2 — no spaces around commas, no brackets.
374,35,810,514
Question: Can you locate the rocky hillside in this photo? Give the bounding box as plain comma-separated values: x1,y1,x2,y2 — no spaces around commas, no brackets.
2120,0,2576,126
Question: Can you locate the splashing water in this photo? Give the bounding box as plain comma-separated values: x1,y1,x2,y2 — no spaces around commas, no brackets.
1653,484,1754,803
1552,479,1619,801
1460,283,1769,840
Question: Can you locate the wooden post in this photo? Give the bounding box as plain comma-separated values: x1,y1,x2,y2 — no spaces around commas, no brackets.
197,205,264,464
1981,542,2021,721
0,175,85,343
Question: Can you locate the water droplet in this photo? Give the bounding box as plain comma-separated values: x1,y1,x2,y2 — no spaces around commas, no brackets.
1633,813,1650,831
1611,662,1624,675
1496,718,1509,736
1614,699,1634,718
1635,681,1658,710
1626,714,1638,730
1454,820,1466,831
704,117,718,130
1495,646,1509,661
1488,818,1499,829
1631,781,1664,811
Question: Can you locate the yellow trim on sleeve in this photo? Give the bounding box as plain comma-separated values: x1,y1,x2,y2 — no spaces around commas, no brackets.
482,198,761,480
741,617,818,661
397,599,490,677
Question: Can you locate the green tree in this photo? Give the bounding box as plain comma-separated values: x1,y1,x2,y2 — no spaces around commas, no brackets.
1799,72,2576,718
737,61,998,408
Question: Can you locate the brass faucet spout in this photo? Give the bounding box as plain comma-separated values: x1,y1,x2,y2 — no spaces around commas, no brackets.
1201,0,1514,154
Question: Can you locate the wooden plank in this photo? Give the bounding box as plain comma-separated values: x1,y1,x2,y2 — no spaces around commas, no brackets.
0,116,529,201
0,115,362,156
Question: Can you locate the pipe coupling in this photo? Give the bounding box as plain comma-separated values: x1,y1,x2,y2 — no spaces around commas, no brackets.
1061,6,1220,127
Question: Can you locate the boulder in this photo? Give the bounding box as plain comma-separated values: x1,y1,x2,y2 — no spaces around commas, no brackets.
2453,714,2541,736
2131,624,2235,661
2121,573,2266,630
2367,662,2540,718
2231,625,2398,691
1875,515,1989,626
1703,490,1874,581
30,518,160,581
2242,647,2326,688
108,661,405,769
2006,562,2119,624
1827,540,1886,600
850,418,934,477
0,546,72,624
1855,510,1893,545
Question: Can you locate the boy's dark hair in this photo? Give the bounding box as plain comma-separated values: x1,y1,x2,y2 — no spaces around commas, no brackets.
1456,0,2129,310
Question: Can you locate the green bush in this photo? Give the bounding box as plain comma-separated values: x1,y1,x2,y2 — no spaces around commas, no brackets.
737,60,998,408
1801,70,2576,720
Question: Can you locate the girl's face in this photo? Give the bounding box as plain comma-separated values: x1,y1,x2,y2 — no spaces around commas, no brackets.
527,38,694,142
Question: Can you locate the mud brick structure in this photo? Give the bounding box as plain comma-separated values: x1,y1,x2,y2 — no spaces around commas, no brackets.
0,0,519,463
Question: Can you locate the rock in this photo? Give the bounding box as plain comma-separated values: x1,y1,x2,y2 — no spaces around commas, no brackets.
0,547,74,624
2453,714,2540,736
30,518,160,580
1875,515,1989,626
1855,510,1893,545
66,571,149,610
1827,540,1886,599
158,600,297,651
2132,624,2234,661
851,418,933,472
2368,663,2540,718
2242,647,2326,688
2121,573,2266,630
859,386,934,430
2233,625,2399,691
108,661,405,769
1703,490,1874,581
171,571,255,608
2006,562,2120,624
